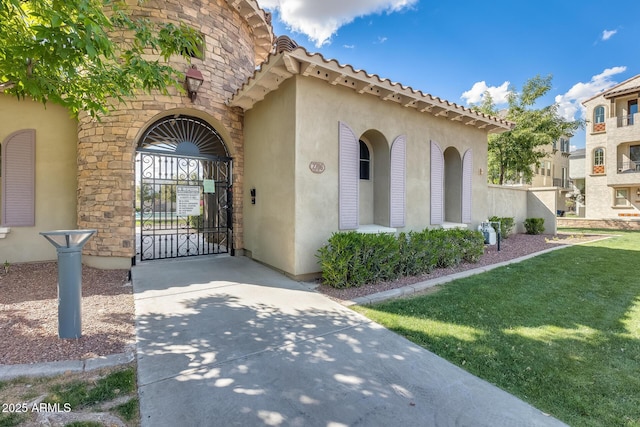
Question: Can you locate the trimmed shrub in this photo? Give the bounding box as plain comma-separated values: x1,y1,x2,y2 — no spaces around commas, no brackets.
524,218,545,235
455,229,485,262
397,230,440,277
317,228,485,288
431,228,485,267
316,232,400,288
488,216,515,239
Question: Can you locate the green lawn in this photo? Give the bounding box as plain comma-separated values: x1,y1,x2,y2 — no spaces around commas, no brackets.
354,230,640,427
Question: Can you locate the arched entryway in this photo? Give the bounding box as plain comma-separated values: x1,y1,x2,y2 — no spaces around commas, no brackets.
135,115,233,261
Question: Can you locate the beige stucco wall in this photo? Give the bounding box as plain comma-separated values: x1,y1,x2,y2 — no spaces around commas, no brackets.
486,185,559,235
487,185,528,234
583,80,640,219
527,188,557,234
291,77,492,276
0,96,77,263
242,79,297,274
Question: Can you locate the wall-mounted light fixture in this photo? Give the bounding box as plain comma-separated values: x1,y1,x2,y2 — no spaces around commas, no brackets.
479,167,484,175
185,65,204,102
636,187,640,197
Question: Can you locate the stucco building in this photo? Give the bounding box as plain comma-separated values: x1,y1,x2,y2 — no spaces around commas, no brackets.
528,137,572,213
582,74,640,219
568,148,586,216
1,0,514,278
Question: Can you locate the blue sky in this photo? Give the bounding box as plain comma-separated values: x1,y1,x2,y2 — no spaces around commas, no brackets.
258,0,640,150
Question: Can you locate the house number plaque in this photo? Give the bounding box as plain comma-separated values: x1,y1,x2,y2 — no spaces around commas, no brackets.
309,161,326,174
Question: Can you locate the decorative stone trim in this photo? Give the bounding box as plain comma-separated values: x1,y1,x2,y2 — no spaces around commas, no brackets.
75,0,261,260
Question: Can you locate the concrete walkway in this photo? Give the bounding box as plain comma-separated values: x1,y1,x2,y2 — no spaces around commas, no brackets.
132,255,567,427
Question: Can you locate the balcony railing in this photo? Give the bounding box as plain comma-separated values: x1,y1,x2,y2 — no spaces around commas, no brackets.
617,160,640,173
618,115,636,127
553,178,571,189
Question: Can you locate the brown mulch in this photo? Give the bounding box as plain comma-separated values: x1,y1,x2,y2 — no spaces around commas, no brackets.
0,262,133,365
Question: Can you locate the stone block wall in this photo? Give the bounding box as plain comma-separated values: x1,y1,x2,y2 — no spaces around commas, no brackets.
557,217,640,230
76,0,270,266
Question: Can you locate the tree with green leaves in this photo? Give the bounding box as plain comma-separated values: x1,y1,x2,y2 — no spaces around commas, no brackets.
473,75,583,185
0,0,200,117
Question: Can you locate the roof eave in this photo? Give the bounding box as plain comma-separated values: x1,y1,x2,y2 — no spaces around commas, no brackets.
581,74,640,106
229,47,513,132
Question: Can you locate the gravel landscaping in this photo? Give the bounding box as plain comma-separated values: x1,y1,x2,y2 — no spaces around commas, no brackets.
0,232,600,365
0,263,133,365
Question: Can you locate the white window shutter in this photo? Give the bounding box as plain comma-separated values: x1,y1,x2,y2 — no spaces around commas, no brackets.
339,122,359,229
462,149,473,223
390,135,406,227
430,141,444,225
2,129,36,226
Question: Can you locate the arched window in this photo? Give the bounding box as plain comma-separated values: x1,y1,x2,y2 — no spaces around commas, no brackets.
359,140,370,180
593,106,606,132
593,147,605,174
594,148,604,165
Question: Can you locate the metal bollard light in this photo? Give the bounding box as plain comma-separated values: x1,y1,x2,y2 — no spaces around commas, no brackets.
40,230,96,339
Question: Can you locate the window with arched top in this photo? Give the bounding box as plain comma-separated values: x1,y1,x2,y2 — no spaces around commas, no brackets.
359,140,371,180
593,106,606,132
593,147,605,174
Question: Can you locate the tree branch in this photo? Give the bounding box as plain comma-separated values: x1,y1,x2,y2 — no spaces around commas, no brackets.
0,81,15,92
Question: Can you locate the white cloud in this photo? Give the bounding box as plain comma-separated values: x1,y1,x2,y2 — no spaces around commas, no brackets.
259,0,418,47
461,81,511,106
554,66,627,121
602,29,617,41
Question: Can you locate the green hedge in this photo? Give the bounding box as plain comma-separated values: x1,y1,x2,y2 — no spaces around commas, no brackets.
524,218,545,235
488,216,515,239
317,228,485,288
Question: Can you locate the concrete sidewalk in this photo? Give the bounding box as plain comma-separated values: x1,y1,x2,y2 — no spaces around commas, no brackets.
132,255,567,427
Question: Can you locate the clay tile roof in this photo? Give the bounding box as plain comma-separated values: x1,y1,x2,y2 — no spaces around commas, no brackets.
582,74,640,105
230,45,514,133
603,84,640,99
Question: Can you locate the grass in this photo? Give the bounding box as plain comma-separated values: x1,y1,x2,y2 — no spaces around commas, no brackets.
45,366,136,408
355,230,640,427
0,365,139,427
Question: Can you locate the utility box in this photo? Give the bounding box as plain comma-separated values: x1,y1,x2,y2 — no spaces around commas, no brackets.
40,230,96,339
483,224,496,245
479,221,500,246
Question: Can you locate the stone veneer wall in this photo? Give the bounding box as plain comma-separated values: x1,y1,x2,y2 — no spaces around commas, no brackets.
77,0,264,266
557,217,640,230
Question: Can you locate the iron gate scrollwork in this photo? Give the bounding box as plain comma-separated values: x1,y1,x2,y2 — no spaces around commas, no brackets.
136,115,233,261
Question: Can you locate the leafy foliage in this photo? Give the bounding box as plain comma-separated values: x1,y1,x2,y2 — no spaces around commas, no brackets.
524,218,545,235
473,75,583,185
317,229,484,288
0,0,201,117
488,216,515,238
316,232,401,288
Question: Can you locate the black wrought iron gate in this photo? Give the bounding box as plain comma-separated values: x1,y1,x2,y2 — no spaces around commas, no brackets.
137,151,232,261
